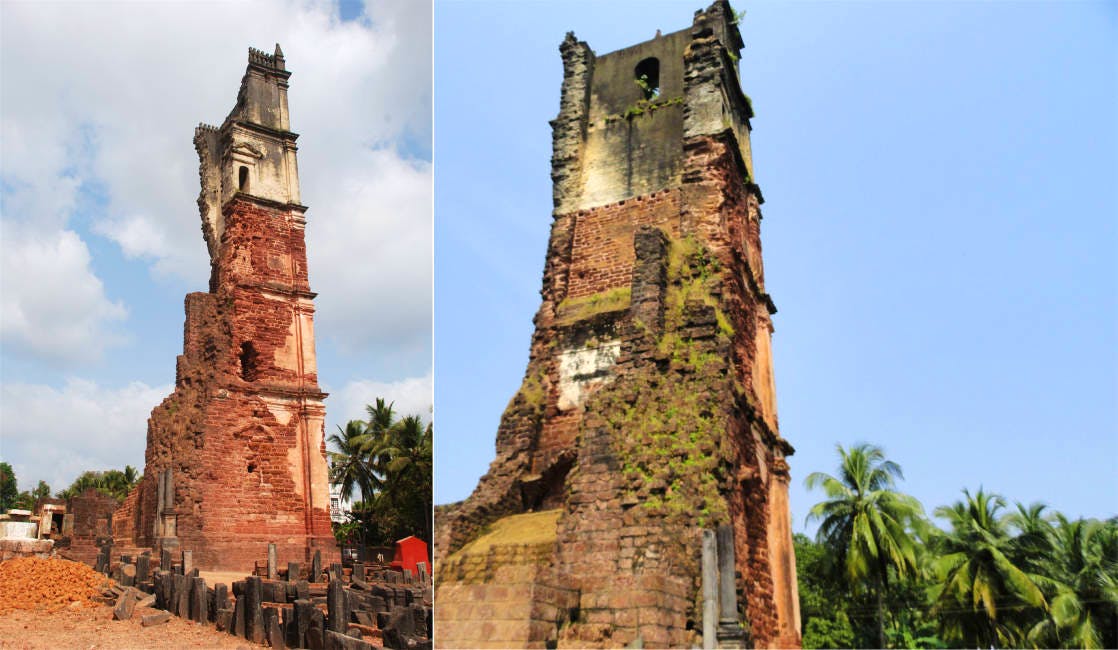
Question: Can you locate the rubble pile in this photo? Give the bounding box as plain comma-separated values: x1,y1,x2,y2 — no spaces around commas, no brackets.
0,556,106,614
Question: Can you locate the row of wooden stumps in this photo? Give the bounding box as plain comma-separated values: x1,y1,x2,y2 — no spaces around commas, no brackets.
92,541,433,649
701,525,749,650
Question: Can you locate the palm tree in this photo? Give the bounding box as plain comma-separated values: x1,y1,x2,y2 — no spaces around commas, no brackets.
327,419,381,503
365,398,398,443
327,399,433,545
1026,516,1118,649
931,488,1047,648
805,443,923,648
358,398,399,484
377,415,433,543
379,415,432,477
1006,501,1055,574
123,465,140,487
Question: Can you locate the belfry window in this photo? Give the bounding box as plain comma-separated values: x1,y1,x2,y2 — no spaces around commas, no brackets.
238,165,250,191
635,58,660,100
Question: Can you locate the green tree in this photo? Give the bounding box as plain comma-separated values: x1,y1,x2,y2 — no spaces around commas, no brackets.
12,490,35,510
327,399,432,546
1026,515,1118,648
0,462,17,510
57,471,104,500
31,480,51,502
795,533,862,648
931,488,1047,648
365,398,398,443
56,467,140,501
369,414,433,545
805,443,923,648
328,419,381,503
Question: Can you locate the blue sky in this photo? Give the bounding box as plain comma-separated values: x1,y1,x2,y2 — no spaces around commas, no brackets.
434,0,1117,533
1,0,432,493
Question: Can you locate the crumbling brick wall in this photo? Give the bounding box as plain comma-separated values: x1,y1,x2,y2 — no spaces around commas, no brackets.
116,47,335,573
69,489,119,544
436,2,801,648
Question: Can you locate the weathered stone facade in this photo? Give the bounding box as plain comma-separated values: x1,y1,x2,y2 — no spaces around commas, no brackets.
116,45,335,572
436,3,800,648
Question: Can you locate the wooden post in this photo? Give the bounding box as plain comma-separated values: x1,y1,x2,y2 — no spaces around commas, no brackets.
266,606,287,649
160,571,174,610
136,553,150,584
232,595,246,637
190,577,207,623
175,573,190,620
310,550,322,583
246,575,265,644
327,578,346,633
295,599,313,648
308,607,326,649
121,563,136,588
214,583,229,615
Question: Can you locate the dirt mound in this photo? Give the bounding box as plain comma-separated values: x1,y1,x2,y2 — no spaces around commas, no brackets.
0,557,107,614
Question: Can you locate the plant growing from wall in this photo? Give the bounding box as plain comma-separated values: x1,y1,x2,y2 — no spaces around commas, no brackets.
594,235,740,535
554,286,631,325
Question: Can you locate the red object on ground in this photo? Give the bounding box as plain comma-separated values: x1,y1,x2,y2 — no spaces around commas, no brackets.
389,536,428,577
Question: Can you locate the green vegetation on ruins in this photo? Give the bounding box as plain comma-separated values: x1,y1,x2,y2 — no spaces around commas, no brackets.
554,286,631,325
604,368,732,529
454,509,562,558
596,235,738,531
604,95,686,124
663,234,735,338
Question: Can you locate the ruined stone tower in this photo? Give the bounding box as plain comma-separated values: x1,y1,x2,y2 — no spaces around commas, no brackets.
114,45,335,571
435,3,800,648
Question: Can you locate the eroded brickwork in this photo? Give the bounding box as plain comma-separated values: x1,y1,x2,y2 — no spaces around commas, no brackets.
116,46,335,572
437,2,800,648
565,190,683,300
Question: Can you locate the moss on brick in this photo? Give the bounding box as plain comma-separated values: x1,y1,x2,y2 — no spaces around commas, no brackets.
587,235,739,534
509,362,548,416
603,367,732,530
663,235,734,339
454,509,562,558
554,287,631,326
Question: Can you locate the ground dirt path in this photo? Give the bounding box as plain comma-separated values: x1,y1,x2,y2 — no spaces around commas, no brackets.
0,603,252,649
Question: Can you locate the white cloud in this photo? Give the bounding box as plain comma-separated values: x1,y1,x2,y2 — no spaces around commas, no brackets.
0,225,127,363
0,0,432,361
0,0,432,494
308,151,432,353
331,372,433,430
0,379,169,492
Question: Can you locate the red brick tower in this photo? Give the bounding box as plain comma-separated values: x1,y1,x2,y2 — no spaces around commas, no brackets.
115,45,334,571
436,3,800,648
